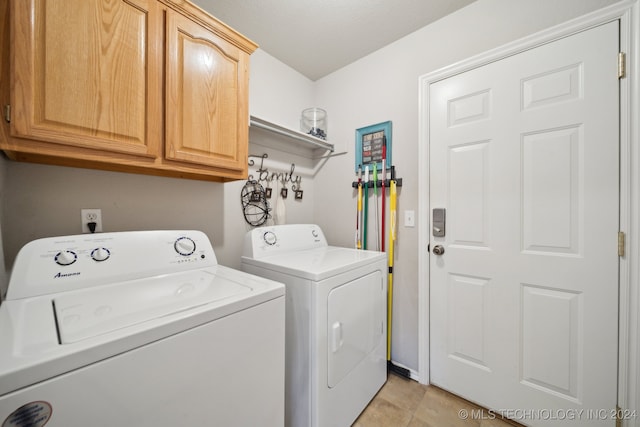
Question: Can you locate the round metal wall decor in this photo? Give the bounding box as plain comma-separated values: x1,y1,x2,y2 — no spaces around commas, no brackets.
240,180,270,226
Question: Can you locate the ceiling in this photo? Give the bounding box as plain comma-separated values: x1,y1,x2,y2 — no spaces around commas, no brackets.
191,0,477,81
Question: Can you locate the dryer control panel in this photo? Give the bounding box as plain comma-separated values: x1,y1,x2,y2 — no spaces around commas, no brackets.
243,224,328,259
7,230,217,300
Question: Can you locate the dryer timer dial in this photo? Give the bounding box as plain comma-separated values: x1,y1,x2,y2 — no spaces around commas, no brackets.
263,231,277,246
174,237,196,256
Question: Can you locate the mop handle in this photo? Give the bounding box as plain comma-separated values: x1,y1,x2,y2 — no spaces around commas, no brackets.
363,166,369,250
373,163,379,250
390,179,397,240
387,179,397,361
357,166,362,249
381,145,386,252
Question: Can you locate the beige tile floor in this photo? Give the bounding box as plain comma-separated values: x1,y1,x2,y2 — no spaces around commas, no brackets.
353,373,525,427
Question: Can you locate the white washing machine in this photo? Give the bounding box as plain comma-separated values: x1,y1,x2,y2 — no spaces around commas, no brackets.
241,224,387,427
0,230,285,427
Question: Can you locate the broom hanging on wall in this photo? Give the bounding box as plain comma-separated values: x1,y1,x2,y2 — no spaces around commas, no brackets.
386,174,410,378
387,179,396,362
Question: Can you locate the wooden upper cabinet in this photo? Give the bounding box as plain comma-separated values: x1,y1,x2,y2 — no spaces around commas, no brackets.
165,9,249,173
0,0,256,181
11,0,162,157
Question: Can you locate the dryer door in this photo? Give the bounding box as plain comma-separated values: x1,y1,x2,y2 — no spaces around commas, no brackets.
327,270,385,388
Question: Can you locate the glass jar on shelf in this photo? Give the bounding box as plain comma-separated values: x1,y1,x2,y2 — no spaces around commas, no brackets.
300,108,327,140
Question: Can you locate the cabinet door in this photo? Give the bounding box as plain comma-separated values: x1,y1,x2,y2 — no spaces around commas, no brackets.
165,11,249,173
11,0,162,157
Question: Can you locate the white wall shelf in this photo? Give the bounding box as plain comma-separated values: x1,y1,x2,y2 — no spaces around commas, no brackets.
249,116,334,159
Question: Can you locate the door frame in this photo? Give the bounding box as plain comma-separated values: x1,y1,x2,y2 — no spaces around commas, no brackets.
417,0,640,422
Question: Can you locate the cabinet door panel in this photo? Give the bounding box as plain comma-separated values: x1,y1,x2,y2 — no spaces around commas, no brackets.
165,11,248,172
12,0,161,157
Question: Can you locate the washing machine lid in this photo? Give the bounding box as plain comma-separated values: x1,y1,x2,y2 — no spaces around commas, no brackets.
53,267,252,343
241,246,385,281
0,265,284,397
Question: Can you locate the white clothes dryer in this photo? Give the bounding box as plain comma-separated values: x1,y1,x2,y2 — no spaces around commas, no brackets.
241,224,387,427
0,230,285,427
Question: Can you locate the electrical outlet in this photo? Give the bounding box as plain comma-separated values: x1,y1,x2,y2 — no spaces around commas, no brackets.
81,209,103,233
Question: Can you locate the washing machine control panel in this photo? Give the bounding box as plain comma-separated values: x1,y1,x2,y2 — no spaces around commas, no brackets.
7,230,218,300
243,224,328,259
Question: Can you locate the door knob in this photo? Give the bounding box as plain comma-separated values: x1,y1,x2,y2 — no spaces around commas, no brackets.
432,245,445,255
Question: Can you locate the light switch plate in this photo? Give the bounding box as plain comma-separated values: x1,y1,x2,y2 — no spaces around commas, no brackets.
404,210,415,228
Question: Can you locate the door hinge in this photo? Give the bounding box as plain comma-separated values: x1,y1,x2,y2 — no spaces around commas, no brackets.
3,105,9,123
618,232,625,257
618,52,626,79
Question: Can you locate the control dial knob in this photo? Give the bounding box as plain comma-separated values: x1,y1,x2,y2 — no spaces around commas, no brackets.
174,237,196,256
55,250,77,266
263,231,277,246
91,247,111,262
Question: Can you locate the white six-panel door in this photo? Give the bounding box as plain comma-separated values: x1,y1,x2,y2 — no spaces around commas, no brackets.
429,21,619,426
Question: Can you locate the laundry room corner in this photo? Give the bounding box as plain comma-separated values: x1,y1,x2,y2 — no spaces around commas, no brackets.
1,0,637,424
217,48,322,269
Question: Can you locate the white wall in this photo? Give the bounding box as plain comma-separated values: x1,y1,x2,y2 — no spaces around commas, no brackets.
248,49,316,130
312,0,622,373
